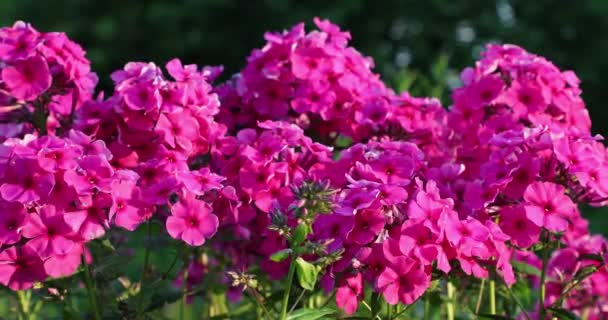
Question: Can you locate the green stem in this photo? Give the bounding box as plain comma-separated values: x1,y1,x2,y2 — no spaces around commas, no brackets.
161,251,181,279
360,300,382,320
489,279,496,315
392,302,415,319
289,289,306,314
538,233,550,320
82,256,102,320
30,299,42,320
386,302,392,320
180,267,189,320
475,278,486,315
424,294,430,320
32,99,48,136
279,256,297,320
502,278,531,320
319,290,336,308
246,287,273,320
136,220,153,317
17,290,30,320
447,281,456,320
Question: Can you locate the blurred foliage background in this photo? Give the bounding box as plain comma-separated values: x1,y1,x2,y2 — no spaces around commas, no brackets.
0,0,607,234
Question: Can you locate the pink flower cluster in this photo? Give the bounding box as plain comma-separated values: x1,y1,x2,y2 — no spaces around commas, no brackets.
311,140,513,312
217,18,445,145
0,131,116,289
74,59,226,245
210,120,333,277
0,21,98,139
0,19,607,320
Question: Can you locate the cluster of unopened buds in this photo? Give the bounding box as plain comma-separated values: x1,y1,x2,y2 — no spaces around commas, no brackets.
0,18,607,319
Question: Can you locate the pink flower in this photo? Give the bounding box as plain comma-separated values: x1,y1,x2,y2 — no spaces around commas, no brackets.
0,158,55,204
166,195,219,246
177,168,225,195
43,243,84,278
312,213,353,252
336,188,377,215
123,83,161,112
444,217,490,256
336,273,363,315
21,205,76,257
141,177,179,205
499,205,540,248
377,256,430,305
155,110,200,150
523,182,575,232
2,55,51,100
36,137,82,172
64,197,109,241
347,205,385,245
64,155,114,194
0,201,26,245
110,180,149,231
0,245,47,290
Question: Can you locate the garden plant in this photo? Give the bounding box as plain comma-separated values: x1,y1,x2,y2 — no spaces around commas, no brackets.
0,18,606,320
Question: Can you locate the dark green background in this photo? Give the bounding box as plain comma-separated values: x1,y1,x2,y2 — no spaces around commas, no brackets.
1,0,607,233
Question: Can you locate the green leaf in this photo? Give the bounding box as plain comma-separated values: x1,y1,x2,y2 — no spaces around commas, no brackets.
510,280,532,309
291,224,310,247
93,255,128,282
335,135,353,148
287,307,336,320
99,238,116,251
144,287,183,312
574,265,598,282
580,253,604,263
270,248,293,262
511,260,542,277
295,257,319,290
477,314,514,320
548,307,580,320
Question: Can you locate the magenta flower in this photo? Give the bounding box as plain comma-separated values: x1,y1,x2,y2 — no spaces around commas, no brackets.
499,205,540,248
177,168,225,195
312,214,353,252
21,205,76,257
43,243,84,278
336,188,378,216
336,273,363,315
155,110,200,150
0,245,47,290
36,137,82,172
523,182,575,232
109,180,149,231
0,158,55,204
376,256,430,305
347,205,385,245
0,201,26,246
166,196,219,246
123,83,161,112
64,155,114,194
1,55,51,100
64,198,109,241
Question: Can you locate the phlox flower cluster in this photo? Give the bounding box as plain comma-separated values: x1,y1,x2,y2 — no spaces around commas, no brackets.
310,140,513,313
0,131,117,289
217,18,446,145
434,43,608,318
0,21,97,139
0,19,607,320
74,59,226,245
209,120,333,278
